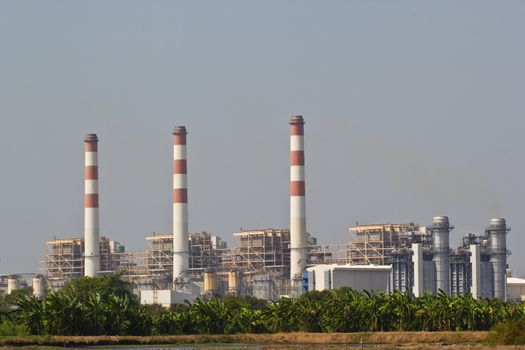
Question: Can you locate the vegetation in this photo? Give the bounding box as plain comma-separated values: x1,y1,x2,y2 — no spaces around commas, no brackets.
487,318,525,345
2,276,524,342
0,288,29,336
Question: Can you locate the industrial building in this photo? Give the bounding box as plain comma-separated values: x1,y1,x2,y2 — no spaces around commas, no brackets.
4,119,507,303
307,265,391,292
45,236,128,287
142,231,224,287
507,276,525,301
40,216,512,301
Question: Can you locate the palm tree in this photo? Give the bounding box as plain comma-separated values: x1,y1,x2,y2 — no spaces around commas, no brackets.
191,298,231,334
103,294,130,335
45,291,83,335
14,295,46,335
81,292,106,335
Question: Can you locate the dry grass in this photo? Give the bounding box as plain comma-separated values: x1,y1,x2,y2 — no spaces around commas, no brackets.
0,332,492,348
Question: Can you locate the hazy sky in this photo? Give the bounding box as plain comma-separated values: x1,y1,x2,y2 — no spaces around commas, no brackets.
0,1,524,275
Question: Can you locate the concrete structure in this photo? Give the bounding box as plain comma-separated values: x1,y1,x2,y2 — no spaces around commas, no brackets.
470,244,481,299
253,275,274,300
412,243,423,297
140,288,198,307
307,264,391,292
507,277,525,301
422,260,436,293
32,275,46,299
428,216,452,295
172,126,189,283
84,134,100,277
290,115,307,293
487,218,509,300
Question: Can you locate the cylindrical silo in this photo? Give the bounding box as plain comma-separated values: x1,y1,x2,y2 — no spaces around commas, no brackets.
228,271,238,296
203,272,218,295
487,218,509,300
7,275,19,295
429,216,452,295
84,133,100,277
32,275,46,300
290,115,307,294
172,126,189,283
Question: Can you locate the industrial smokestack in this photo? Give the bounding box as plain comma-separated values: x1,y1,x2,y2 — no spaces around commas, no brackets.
290,115,307,292
488,218,509,300
84,134,100,277
429,216,452,295
172,126,189,282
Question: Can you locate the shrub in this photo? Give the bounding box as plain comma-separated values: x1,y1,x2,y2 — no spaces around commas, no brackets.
0,321,28,336
488,319,525,345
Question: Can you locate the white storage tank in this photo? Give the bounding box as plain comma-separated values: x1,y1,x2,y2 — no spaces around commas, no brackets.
7,275,19,295
32,275,46,299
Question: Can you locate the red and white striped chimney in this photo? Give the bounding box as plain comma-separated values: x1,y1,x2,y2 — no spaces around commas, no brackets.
172,126,189,282
84,134,100,277
290,116,307,288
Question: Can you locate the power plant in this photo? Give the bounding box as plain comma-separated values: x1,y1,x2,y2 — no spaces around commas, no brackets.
0,118,519,303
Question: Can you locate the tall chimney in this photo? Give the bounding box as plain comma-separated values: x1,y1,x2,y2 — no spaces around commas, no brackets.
290,116,307,293
172,126,189,282
84,134,100,277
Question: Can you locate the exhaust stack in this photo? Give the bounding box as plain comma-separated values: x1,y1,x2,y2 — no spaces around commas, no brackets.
290,115,307,292
172,126,189,282
429,216,452,295
84,134,100,277
488,218,509,300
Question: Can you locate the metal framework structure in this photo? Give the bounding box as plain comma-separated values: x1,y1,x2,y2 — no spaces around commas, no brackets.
348,223,424,265
144,232,221,281
45,238,83,281
229,229,291,271
45,236,132,286
145,234,173,277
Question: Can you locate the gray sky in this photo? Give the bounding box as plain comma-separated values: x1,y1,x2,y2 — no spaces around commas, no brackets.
0,1,524,275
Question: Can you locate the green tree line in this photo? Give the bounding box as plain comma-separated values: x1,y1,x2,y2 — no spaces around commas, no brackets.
3,276,525,336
